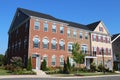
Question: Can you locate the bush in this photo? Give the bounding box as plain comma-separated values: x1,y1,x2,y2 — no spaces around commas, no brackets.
63,60,69,74
90,63,96,72
41,59,47,71
10,57,22,72
27,57,32,71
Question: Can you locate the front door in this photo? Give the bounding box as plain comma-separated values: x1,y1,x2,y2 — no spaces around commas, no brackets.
36,55,40,70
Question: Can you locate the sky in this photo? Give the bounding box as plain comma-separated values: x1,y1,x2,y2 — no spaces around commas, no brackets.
0,0,120,54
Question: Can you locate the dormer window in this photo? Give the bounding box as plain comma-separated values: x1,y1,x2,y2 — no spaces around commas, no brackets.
99,26,103,32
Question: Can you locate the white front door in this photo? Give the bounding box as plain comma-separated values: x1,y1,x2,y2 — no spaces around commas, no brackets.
86,59,90,69
36,55,40,70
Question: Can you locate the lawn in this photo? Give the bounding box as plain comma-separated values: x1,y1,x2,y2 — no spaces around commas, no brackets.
50,72,120,77
0,68,11,75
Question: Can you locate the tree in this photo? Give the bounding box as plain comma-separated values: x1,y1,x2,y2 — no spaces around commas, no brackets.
0,54,4,66
27,57,32,71
72,43,85,73
67,57,71,72
41,59,47,71
63,60,69,74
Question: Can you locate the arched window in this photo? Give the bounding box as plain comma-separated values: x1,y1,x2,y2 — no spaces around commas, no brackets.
59,40,65,50
51,39,57,49
60,56,64,66
33,37,40,48
52,55,56,66
42,38,49,49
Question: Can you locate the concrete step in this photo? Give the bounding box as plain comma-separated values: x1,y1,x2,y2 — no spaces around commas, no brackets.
32,69,50,77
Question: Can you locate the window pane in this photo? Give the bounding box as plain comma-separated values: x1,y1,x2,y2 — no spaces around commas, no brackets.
52,24,56,33
73,31,77,38
51,39,57,49
52,56,56,66
60,26,64,34
68,43,73,52
43,38,49,49
67,29,70,37
33,37,40,48
80,32,82,39
34,22,40,30
60,57,64,66
44,23,48,32
59,40,65,50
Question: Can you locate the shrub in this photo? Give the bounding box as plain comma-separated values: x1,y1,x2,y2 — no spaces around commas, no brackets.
27,57,32,71
10,57,22,72
63,60,69,74
41,59,47,71
90,63,96,72
67,57,71,72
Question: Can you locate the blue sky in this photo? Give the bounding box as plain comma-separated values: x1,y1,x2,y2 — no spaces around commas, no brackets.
0,0,120,54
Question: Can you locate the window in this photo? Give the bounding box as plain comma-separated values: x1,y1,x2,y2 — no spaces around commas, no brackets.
81,45,88,54
108,49,111,55
80,32,82,39
60,26,64,34
52,24,56,33
93,47,96,56
99,26,103,32
104,48,106,55
33,37,40,48
93,34,96,41
52,55,56,66
18,41,21,50
44,22,48,32
108,38,110,43
43,38,49,49
103,36,106,43
43,56,48,65
51,39,57,49
34,21,40,30
60,56,64,66
73,30,77,38
68,43,73,52
98,35,101,42
24,38,27,49
67,29,70,37
85,33,88,39
59,40,65,50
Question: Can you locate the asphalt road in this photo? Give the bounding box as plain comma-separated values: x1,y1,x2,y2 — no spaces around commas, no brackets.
1,76,120,80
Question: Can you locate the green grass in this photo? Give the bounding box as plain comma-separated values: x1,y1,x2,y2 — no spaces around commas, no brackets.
50,72,120,77
0,68,11,75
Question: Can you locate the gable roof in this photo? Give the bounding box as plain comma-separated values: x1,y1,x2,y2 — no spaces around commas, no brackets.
18,8,90,30
86,21,101,31
112,33,120,43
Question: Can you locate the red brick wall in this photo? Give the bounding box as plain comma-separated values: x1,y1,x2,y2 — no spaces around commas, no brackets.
28,18,68,67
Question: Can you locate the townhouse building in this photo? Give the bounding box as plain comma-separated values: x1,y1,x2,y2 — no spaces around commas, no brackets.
7,8,113,70
112,33,120,70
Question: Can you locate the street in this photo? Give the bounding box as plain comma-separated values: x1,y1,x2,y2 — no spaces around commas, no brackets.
0,75,120,80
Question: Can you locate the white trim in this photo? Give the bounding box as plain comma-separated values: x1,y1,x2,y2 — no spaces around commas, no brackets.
30,16,68,26
111,34,120,43
85,56,97,59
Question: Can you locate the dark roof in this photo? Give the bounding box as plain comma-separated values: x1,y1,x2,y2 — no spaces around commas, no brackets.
112,33,120,41
86,21,101,31
18,8,90,30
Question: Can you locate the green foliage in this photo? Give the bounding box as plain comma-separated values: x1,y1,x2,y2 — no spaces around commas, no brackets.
27,57,32,71
72,43,85,67
63,60,69,74
41,59,47,71
90,63,96,72
67,57,71,72
8,57,23,72
0,54,4,66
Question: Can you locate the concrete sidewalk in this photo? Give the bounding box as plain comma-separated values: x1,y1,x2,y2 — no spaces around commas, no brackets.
0,74,120,79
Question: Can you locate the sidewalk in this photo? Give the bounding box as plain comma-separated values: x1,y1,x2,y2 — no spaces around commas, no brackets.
0,74,120,79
